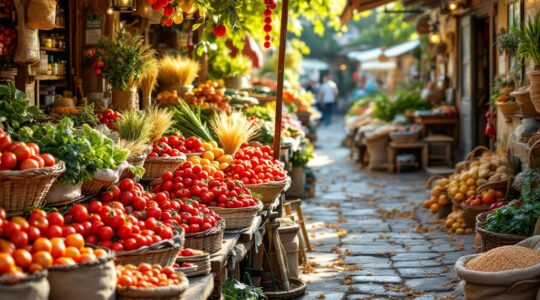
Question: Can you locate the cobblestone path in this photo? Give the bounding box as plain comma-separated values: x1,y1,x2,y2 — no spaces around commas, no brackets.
298,121,473,300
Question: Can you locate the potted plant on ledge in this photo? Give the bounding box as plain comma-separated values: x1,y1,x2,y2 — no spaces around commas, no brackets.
95,32,156,110
212,53,252,90
513,14,540,113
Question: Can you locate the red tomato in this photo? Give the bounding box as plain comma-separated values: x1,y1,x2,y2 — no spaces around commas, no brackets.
40,154,55,167
119,179,134,191
10,230,29,248
69,205,89,222
47,212,65,227
19,158,39,170
47,225,63,238
27,143,40,156
0,135,12,151
12,143,32,162
0,152,17,170
98,226,114,240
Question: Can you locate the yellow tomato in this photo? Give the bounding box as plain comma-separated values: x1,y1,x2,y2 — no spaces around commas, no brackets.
200,159,211,166
217,155,233,164
209,141,218,149
202,143,213,151
219,162,229,170
212,148,225,158
202,151,215,161
189,156,201,164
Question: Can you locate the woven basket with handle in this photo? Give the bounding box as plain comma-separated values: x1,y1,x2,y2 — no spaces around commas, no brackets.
184,219,225,254
0,161,65,216
245,178,291,208
115,231,184,267
210,202,263,229
497,101,519,120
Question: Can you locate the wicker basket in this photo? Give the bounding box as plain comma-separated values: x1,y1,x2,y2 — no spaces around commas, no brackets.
175,253,211,277
121,151,149,180
263,278,307,300
245,178,291,207
184,219,225,254
527,138,540,169
210,202,263,229
389,130,420,143
142,155,186,182
116,272,189,300
0,161,65,216
497,101,519,120
460,202,489,228
116,231,184,267
464,146,491,164
475,212,529,252
81,177,113,195
185,152,202,158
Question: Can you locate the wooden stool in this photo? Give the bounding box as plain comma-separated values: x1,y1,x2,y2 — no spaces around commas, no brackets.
424,135,454,167
387,141,427,173
284,200,312,253
395,153,419,173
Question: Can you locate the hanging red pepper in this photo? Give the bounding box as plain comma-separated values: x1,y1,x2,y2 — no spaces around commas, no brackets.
484,110,496,138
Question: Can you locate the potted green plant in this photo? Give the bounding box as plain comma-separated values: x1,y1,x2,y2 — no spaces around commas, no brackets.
287,143,314,198
497,31,519,56
513,14,540,113
95,32,156,110
212,53,252,89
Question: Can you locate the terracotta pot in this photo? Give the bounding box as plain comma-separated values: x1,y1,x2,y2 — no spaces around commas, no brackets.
511,86,536,117
528,69,540,113
112,87,139,111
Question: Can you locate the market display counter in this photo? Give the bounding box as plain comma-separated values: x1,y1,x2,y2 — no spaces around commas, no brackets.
184,274,214,300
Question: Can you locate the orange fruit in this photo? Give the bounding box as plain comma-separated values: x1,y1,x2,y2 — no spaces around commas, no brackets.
64,247,81,260
28,263,43,274
202,151,214,161
33,238,52,253
12,249,32,269
93,248,107,259
65,233,84,249
78,253,96,264
0,253,15,273
50,238,66,259
32,251,53,269
54,257,76,266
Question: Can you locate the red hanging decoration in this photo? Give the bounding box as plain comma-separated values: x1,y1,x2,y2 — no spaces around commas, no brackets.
263,0,276,48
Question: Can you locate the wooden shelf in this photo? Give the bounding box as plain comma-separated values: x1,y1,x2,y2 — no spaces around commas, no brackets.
41,47,67,53
54,25,66,29
35,75,66,81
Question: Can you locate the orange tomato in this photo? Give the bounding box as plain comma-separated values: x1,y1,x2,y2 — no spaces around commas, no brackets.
0,253,15,273
64,247,81,260
80,247,94,255
11,216,29,231
33,251,53,268
65,233,84,249
78,253,96,264
138,263,152,273
33,238,52,253
0,239,15,254
54,257,76,266
50,238,66,259
93,248,107,259
12,249,32,269
27,263,43,274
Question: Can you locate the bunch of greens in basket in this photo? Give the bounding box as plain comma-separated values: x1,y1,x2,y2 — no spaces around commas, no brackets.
0,83,40,133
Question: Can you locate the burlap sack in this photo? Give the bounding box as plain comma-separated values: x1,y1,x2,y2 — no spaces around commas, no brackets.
26,0,57,30
0,271,49,300
455,236,540,300
14,0,40,64
116,272,189,300
45,182,82,206
47,248,116,300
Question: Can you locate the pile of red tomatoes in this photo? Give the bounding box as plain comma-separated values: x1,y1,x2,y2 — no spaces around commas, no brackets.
0,129,56,171
148,134,205,158
97,109,122,131
224,145,286,184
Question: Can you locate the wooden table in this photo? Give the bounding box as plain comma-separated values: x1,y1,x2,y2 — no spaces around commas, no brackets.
387,141,428,173
184,274,214,300
415,115,459,140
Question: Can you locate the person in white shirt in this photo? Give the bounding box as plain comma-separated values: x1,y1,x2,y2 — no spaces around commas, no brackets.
317,75,339,126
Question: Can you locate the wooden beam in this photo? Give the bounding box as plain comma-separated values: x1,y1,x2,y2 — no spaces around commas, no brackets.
273,0,290,160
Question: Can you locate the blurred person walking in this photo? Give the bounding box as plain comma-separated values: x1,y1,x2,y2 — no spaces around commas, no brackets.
317,75,339,127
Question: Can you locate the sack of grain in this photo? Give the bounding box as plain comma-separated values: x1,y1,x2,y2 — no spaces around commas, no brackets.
455,240,540,300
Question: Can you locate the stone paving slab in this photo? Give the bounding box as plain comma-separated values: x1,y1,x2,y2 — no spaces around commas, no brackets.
299,121,472,299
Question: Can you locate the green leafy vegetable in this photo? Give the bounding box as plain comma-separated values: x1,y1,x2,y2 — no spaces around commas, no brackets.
221,279,264,300
291,142,314,168
0,83,40,133
169,100,214,141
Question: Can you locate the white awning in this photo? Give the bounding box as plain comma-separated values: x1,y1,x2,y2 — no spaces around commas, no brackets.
302,58,329,70
347,39,419,62
360,61,396,70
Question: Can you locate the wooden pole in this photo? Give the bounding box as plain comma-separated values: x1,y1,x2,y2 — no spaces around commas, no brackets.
272,0,290,160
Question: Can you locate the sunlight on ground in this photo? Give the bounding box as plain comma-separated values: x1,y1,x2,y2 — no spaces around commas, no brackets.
309,154,334,167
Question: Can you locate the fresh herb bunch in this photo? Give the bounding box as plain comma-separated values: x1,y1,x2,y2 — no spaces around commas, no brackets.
254,120,274,145
512,13,540,66
95,32,156,90
482,169,540,236
0,83,40,133
291,142,314,168
373,83,431,122
221,279,265,300
71,104,99,127
169,100,214,141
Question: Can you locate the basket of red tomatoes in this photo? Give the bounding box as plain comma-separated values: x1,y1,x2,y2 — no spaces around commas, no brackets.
142,137,188,182
226,146,290,208
0,130,65,216
175,248,211,277
116,263,189,300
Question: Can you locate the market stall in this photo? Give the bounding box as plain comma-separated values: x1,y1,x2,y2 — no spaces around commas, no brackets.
0,0,318,299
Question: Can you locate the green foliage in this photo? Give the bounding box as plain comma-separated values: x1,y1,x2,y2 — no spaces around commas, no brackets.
211,53,252,78
512,14,540,66
244,106,274,122
96,32,156,90
71,104,99,128
497,32,519,55
291,142,314,167
169,100,214,141
372,83,430,122
17,118,128,184
346,95,376,117
482,169,540,236
0,83,40,133
221,279,265,300
348,1,417,48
